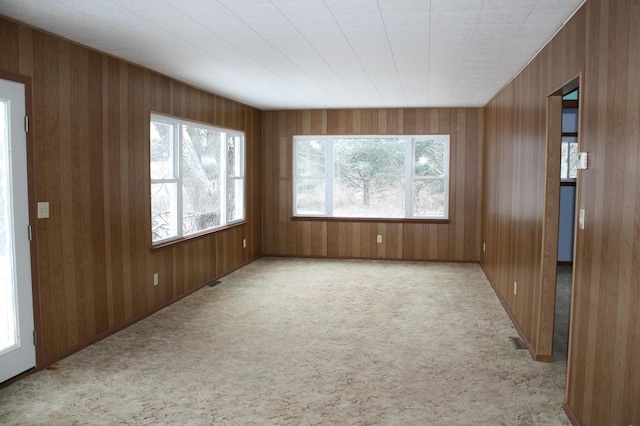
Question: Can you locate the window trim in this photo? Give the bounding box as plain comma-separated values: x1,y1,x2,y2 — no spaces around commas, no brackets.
293,134,450,221
150,112,245,247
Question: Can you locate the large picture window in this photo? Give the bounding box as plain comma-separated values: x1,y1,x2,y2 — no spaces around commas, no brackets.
294,135,450,219
150,114,245,245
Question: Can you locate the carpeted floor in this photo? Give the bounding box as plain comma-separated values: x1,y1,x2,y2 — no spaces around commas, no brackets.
0,258,570,425
553,265,572,364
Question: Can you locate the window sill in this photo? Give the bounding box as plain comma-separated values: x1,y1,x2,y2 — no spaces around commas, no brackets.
290,216,450,224
151,220,247,251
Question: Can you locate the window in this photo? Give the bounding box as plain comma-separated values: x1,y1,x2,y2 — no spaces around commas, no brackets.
561,90,579,181
293,135,450,219
150,114,244,245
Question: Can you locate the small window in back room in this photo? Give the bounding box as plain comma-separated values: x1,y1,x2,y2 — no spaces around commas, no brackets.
561,89,579,180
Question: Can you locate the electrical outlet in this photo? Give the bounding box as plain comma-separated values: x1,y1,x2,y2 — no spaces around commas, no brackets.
376,235,382,243
153,273,159,286
513,281,517,295
243,238,246,248
37,202,50,219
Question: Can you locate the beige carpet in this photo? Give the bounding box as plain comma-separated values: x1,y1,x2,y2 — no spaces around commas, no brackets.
0,258,569,425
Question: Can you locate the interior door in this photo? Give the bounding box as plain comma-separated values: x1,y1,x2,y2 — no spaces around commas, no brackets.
0,78,35,383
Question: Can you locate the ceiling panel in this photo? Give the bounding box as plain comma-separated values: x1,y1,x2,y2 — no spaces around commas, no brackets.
0,0,585,109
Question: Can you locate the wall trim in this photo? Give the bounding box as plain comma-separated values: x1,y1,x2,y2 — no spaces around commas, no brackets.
264,254,481,264
563,403,581,425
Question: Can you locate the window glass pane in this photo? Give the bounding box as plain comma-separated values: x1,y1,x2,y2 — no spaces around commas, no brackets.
227,177,244,222
561,136,578,180
569,142,579,179
562,108,578,133
227,135,243,177
296,140,325,176
560,142,569,179
413,179,445,217
182,125,221,235
151,182,177,241
296,178,325,214
150,121,174,179
415,138,446,177
333,138,405,218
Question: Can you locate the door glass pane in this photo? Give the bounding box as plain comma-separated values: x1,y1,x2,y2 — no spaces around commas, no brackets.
0,100,18,353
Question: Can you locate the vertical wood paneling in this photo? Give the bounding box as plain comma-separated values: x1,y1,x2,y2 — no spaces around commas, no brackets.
481,5,583,359
262,108,483,261
0,17,262,367
482,0,640,423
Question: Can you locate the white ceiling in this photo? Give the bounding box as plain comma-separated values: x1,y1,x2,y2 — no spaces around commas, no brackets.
0,0,584,110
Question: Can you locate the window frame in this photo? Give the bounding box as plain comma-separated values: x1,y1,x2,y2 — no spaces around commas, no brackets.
150,113,245,247
293,134,450,221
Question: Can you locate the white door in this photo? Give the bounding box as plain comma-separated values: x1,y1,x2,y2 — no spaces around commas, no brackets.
0,78,35,383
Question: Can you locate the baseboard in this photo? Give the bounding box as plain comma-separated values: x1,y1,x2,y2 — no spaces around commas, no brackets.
479,263,539,361
563,403,581,425
263,253,481,264
37,256,261,370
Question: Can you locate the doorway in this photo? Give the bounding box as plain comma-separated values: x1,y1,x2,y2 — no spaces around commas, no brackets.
0,77,36,383
537,76,580,363
553,87,579,363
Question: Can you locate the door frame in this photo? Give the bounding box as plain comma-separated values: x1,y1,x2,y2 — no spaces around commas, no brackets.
0,70,43,382
536,73,582,361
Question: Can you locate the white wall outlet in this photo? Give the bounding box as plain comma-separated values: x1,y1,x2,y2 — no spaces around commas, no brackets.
376,234,382,243
37,202,50,219
243,238,247,248
153,273,159,286
514,281,517,295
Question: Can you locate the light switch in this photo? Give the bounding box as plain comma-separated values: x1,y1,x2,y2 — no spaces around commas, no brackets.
37,202,49,219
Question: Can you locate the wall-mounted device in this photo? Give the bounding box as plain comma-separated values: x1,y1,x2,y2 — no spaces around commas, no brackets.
577,152,588,170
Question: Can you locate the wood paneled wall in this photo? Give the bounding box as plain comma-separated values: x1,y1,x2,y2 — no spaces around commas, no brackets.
262,108,483,261
0,17,262,366
482,0,639,423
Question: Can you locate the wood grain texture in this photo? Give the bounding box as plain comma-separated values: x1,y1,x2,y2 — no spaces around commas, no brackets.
536,94,562,361
262,108,483,262
482,0,640,423
0,17,262,367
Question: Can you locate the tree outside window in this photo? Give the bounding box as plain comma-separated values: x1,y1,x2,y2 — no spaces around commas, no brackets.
150,114,245,245
294,135,449,219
